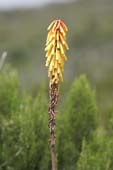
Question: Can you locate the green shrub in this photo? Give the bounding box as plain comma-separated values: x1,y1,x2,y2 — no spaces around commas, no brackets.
0,66,50,170
11,92,50,170
77,128,113,170
104,107,113,136
57,75,98,170
2,67,113,170
0,66,19,117
0,66,20,169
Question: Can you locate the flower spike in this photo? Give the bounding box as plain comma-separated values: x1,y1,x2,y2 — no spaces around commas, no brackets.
45,19,69,85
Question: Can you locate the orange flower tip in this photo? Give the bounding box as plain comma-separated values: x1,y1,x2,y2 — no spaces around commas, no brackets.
61,21,68,32
60,26,66,36
47,19,68,34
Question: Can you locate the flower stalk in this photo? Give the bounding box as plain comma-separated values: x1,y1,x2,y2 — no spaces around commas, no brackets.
45,19,69,170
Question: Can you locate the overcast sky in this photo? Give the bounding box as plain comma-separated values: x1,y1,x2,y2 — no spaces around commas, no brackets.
0,0,72,10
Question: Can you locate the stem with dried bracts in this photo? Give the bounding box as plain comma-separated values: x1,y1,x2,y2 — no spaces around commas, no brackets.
48,82,58,170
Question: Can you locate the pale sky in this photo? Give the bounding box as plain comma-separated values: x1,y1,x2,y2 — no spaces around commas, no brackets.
0,0,72,10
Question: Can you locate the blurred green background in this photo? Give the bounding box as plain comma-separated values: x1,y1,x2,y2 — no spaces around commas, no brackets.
0,0,113,109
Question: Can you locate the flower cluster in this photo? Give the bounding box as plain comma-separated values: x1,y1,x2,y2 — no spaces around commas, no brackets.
45,20,69,84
